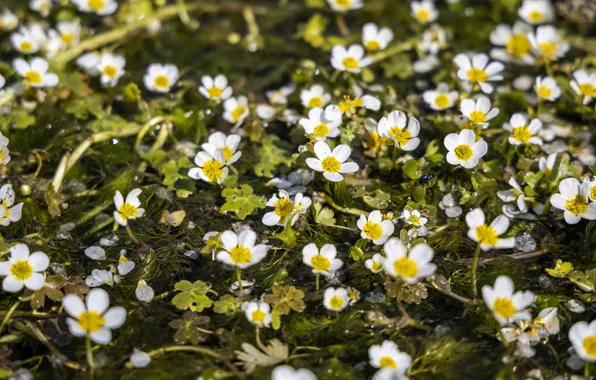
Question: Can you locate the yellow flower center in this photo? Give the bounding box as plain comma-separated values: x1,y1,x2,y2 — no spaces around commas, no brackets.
10,260,33,281
334,0,351,8
454,144,473,161
566,196,588,216
475,225,498,246
513,126,532,143
366,40,381,51
20,41,33,52
584,336,596,357
221,146,234,162
202,159,225,182
207,86,223,98
408,215,421,225
539,42,558,60
590,187,596,201
467,67,489,83
536,85,552,98
231,106,246,122
435,94,449,109
25,71,42,85
579,83,596,97
0,200,10,220
311,255,331,271
321,156,341,173
229,245,252,264
307,96,323,108
363,221,383,240
379,356,397,368
389,127,411,147
493,297,516,318
119,203,138,219
342,57,359,70
416,9,430,22
469,111,486,123
313,123,330,138
102,65,117,78
61,33,75,45
119,255,129,263
154,75,170,88
329,295,344,309
251,309,266,323
88,0,105,11
371,261,383,272
506,34,531,58
393,256,419,278
528,10,543,23
275,198,294,217
78,310,106,333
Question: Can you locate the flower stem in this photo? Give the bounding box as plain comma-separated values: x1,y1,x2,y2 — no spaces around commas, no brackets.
236,267,243,290
255,326,267,352
0,300,20,334
85,337,95,376
335,14,349,36
470,244,482,299
585,361,591,377
315,273,320,291
428,281,475,305
125,224,140,245
542,196,552,216
497,328,509,349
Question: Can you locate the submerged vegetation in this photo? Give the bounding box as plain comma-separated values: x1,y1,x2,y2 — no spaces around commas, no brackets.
0,0,595,378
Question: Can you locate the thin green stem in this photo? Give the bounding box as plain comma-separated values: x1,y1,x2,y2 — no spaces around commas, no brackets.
315,273,320,291
428,281,475,305
497,328,509,349
585,361,591,377
470,244,482,299
0,300,21,334
85,337,95,377
125,224,140,245
335,14,349,36
236,267,243,290
542,196,552,216
318,192,368,217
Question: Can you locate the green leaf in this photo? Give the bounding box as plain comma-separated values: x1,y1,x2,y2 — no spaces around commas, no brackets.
271,226,296,248
313,202,336,226
213,294,241,315
254,135,293,178
160,156,192,188
363,189,390,209
0,109,36,130
220,184,267,220
271,311,281,330
172,280,217,312
403,159,422,180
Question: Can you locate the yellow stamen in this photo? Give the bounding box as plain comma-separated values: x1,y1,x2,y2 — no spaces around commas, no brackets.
475,225,498,246
493,297,516,318
321,156,341,173
311,255,331,272
10,260,33,281
454,144,473,161
229,245,252,264
393,256,419,278
78,310,106,333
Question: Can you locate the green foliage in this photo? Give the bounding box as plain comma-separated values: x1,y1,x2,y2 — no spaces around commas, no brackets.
171,280,217,312
254,135,293,178
220,184,266,220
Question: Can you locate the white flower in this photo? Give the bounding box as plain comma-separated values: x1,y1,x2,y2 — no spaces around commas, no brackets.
216,229,268,269
72,0,118,15
382,238,436,283
503,113,542,146
489,22,534,65
0,184,22,226
302,243,343,275
362,23,393,51
365,254,384,273
454,53,504,94
518,0,554,24
550,177,596,224
56,21,81,47
422,82,458,111
0,243,49,292
326,0,363,12
84,246,106,261
444,129,488,169
300,84,331,109
97,53,125,87
76,51,102,75
539,153,557,174
529,25,569,61
369,340,411,377
113,189,145,226
569,320,596,362
497,178,525,203
330,45,372,73
135,280,154,302
10,28,41,54
45,31,67,59
482,275,534,326
411,0,438,24
0,74,5,98
357,210,395,245
266,83,295,105
377,110,420,151
402,209,427,227
0,10,18,31
188,150,229,184
223,96,249,125
130,348,151,368
534,76,561,101
465,208,515,251
299,107,341,142
30,0,51,17
306,141,359,182
325,95,380,120
413,55,439,73
419,24,447,54
263,190,311,227
256,104,276,121
460,96,499,126
143,63,179,93
199,75,233,101
570,70,596,105
272,365,316,380
243,301,271,327
62,288,126,344
13,57,59,88
201,132,242,165
86,269,114,287
323,287,349,311
117,254,135,275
